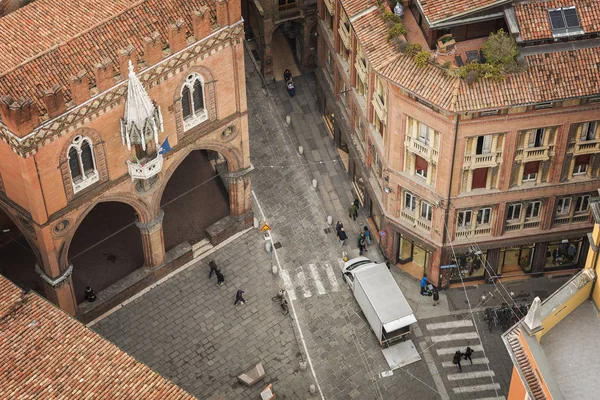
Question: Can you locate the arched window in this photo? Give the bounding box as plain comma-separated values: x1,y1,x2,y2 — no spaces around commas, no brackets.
181,73,207,130
67,135,99,193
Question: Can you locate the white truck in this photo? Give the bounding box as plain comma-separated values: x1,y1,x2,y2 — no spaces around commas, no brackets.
342,257,417,346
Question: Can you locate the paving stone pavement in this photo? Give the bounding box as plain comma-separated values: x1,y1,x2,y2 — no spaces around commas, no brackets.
91,53,441,400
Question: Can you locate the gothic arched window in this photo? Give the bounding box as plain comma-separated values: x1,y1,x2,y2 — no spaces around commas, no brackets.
67,135,99,193
181,73,207,130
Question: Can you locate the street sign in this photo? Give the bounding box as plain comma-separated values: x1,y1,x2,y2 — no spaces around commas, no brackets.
379,230,387,237
260,222,271,232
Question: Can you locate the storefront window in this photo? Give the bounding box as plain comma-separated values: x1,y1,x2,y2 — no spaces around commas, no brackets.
370,201,383,231
450,251,487,281
323,100,335,138
352,170,365,204
500,244,535,273
398,236,412,262
545,238,583,269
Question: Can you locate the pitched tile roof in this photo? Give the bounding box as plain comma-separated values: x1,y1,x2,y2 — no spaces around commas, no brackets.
514,0,600,41
0,275,196,399
0,0,216,112
339,0,376,19
417,0,508,25
344,2,600,112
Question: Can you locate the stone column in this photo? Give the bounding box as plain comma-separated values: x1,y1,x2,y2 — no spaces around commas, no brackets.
225,164,254,224
136,210,165,269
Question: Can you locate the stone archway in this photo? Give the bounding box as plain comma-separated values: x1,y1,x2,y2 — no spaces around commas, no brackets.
266,20,304,80
66,200,147,304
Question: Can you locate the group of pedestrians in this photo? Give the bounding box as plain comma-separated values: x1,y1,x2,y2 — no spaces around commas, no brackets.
335,199,372,256
452,347,474,372
208,260,246,306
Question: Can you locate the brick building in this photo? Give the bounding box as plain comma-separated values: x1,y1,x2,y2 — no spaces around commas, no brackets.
242,0,318,77
316,0,600,287
0,275,196,399
0,0,252,318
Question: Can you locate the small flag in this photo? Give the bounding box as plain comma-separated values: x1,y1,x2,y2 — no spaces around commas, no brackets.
134,154,145,167
158,137,171,155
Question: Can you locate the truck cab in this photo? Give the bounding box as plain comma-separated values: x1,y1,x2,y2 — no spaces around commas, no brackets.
341,256,374,289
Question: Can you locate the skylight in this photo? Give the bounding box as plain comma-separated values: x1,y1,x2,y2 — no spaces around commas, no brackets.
548,7,583,37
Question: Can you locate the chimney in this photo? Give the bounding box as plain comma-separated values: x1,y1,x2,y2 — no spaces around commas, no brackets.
70,70,90,105
143,31,164,66
118,44,137,78
226,0,241,24
192,7,211,39
0,96,40,137
94,58,115,92
43,85,66,118
216,0,229,27
168,19,188,53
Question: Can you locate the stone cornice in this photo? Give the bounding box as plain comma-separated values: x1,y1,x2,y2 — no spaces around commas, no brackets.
0,21,244,158
135,210,165,234
35,263,73,287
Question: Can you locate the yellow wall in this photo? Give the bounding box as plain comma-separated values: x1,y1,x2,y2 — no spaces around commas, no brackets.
587,224,600,310
535,277,594,340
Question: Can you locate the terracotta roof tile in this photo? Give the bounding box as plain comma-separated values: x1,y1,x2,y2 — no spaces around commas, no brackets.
0,275,196,399
514,0,600,41
0,0,216,112
417,0,508,24
352,9,399,70
339,0,375,19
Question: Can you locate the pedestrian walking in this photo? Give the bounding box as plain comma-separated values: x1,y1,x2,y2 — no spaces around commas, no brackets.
363,226,371,246
208,260,219,278
432,287,439,306
234,289,246,305
353,198,360,210
358,232,366,256
348,202,358,221
338,227,348,247
463,347,474,364
216,270,225,286
453,350,463,372
335,220,343,233
84,286,97,303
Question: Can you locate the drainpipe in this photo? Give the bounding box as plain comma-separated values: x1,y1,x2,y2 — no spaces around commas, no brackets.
440,114,460,286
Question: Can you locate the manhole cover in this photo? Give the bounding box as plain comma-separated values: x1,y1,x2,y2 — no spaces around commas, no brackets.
273,242,282,249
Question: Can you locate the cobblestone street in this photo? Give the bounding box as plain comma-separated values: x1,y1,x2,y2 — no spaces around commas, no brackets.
88,51,563,400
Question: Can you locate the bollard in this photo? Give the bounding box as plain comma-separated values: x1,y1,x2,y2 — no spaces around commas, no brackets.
253,217,259,229
286,115,291,125
309,384,316,394
299,359,307,372
272,264,278,274
298,146,304,155
265,242,272,252
312,179,317,188
327,216,333,225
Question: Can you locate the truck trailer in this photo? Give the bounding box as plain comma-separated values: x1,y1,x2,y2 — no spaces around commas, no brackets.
342,257,417,346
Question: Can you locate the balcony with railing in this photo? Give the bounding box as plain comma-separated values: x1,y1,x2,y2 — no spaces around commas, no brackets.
514,145,554,162
404,135,439,163
567,139,600,155
400,209,431,231
127,153,163,181
455,225,492,238
372,91,387,122
462,152,502,170
554,212,590,225
505,219,540,232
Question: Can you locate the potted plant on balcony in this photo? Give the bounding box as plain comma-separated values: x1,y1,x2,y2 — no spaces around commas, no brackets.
437,34,455,54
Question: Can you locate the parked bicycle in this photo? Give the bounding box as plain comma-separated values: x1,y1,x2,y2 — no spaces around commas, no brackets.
272,289,289,315
484,302,529,333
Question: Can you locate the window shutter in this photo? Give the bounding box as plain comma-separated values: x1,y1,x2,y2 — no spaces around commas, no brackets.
415,155,428,172
181,86,191,117
68,148,82,180
80,141,95,175
193,79,204,111
472,168,488,189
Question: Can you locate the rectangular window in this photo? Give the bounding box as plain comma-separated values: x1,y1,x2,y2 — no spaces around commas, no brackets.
420,201,433,221
528,128,544,148
404,192,416,211
415,155,428,178
417,123,432,145
556,198,571,215
278,0,296,10
472,168,488,189
526,201,541,219
575,195,590,213
581,121,597,141
477,208,491,225
507,204,521,221
476,135,492,155
523,161,539,182
457,210,472,228
574,155,590,175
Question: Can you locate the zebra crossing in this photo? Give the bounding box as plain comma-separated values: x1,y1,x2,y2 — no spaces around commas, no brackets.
279,262,342,301
424,317,506,400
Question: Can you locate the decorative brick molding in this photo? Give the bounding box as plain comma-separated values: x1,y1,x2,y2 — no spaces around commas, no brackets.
59,128,109,202
35,263,73,288
0,22,244,158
